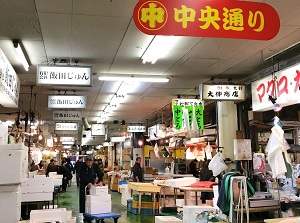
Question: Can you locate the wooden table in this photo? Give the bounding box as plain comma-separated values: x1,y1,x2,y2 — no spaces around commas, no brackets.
264,216,299,223
128,182,161,215
178,186,213,206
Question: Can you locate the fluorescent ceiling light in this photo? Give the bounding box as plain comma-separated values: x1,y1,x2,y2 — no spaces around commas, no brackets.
99,75,169,83
141,36,181,64
13,40,29,71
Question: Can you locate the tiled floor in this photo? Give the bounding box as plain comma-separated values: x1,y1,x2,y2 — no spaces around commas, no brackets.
59,184,156,223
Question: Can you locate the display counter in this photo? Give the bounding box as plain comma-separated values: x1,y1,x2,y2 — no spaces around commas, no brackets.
178,186,213,206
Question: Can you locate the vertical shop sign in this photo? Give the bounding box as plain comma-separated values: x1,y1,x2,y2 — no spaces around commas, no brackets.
0,49,20,108
133,0,280,40
195,105,204,130
172,105,182,130
172,99,204,130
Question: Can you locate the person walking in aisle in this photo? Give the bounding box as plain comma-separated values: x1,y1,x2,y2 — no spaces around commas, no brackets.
59,161,71,193
74,157,83,187
79,157,103,213
132,157,144,182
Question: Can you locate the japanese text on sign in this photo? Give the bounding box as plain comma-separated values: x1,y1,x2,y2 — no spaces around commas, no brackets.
133,0,279,40
55,123,78,131
252,62,300,111
37,65,92,86
199,84,245,101
127,126,146,133
172,99,204,131
0,49,20,108
53,110,82,121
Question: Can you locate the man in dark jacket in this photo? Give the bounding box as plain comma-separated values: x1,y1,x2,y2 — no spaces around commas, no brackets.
59,161,71,192
74,157,83,187
79,157,103,213
132,157,144,182
46,159,58,177
189,158,199,177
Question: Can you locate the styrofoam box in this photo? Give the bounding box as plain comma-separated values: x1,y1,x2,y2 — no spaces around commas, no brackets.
155,216,183,223
183,205,215,222
0,123,8,145
0,185,21,223
66,210,72,219
0,144,28,185
165,177,198,187
121,187,132,206
30,208,67,223
21,192,53,202
85,200,111,214
53,178,62,186
67,217,76,223
90,185,108,196
21,177,54,193
86,194,111,203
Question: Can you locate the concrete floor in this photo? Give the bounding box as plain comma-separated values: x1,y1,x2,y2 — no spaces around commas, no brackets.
59,184,156,223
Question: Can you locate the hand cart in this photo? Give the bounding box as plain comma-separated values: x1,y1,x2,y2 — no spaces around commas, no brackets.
83,186,121,223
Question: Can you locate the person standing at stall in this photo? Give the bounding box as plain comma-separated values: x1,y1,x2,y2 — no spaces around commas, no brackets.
79,157,103,213
199,159,215,204
189,158,199,178
132,157,144,182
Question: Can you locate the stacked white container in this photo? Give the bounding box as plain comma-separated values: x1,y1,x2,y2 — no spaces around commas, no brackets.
85,185,112,214
0,144,28,223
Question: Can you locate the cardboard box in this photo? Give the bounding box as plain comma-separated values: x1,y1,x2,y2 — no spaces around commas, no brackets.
111,175,119,184
110,183,118,191
85,200,111,214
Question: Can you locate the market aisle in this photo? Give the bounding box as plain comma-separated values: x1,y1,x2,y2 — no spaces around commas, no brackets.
59,184,155,223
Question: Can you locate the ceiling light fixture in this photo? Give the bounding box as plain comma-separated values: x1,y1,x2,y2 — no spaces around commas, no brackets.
99,75,169,83
13,40,30,71
141,35,180,64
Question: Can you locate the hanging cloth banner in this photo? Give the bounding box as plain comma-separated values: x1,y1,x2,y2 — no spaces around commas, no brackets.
195,105,204,130
172,99,204,130
172,105,182,130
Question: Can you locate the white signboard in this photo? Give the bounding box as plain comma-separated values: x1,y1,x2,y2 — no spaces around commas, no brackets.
0,49,20,108
60,136,75,142
199,84,245,101
91,124,105,136
55,122,78,131
48,95,86,109
127,125,146,133
148,124,166,140
172,98,203,107
252,62,300,111
110,136,125,143
53,110,82,121
37,65,92,86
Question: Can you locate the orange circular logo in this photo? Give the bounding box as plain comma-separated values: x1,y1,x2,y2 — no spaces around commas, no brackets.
138,1,168,31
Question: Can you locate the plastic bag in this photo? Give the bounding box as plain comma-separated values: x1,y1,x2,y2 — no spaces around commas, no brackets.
154,142,160,158
208,153,227,176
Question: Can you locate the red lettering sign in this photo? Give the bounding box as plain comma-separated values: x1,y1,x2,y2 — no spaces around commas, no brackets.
133,0,280,40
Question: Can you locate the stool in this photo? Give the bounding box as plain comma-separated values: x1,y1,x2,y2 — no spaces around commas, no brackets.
83,212,121,223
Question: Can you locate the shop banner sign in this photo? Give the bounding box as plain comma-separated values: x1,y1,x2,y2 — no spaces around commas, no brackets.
110,136,125,143
133,0,280,40
127,125,146,133
48,95,86,109
37,65,92,86
91,124,106,136
53,110,82,121
199,84,246,101
55,122,78,131
252,62,300,111
60,136,75,142
0,49,20,108
172,99,204,130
